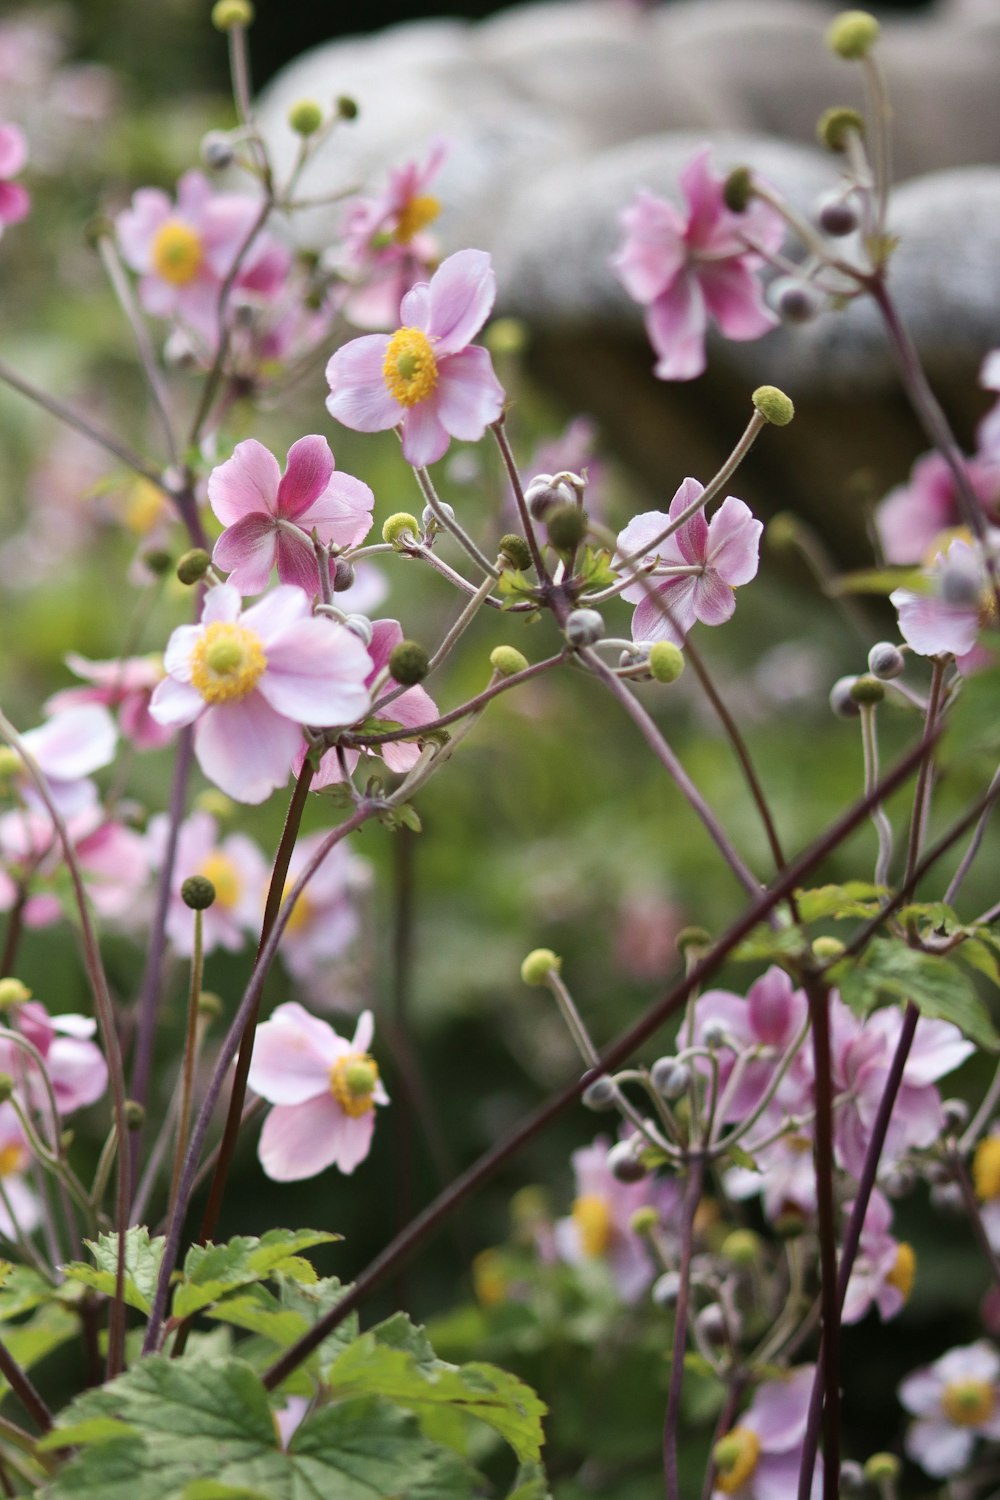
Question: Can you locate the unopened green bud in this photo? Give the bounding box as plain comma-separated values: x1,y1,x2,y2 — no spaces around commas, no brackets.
84,214,114,248
0,748,22,779
142,548,173,577
721,1229,763,1266
767,512,800,550
546,503,588,553
648,641,685,684
336,95,359,120
382,512,420,550
752,385,795,426
630,1206,660,1236
0,1074,14,1104
0,979,31,1009
60,1128,74,1151
850,673,885,705
520,948,560,987
195,790,235,821
863,1453,901,1483
288,99,323,136
812,936,846,961
176,548,212,585
498,534,533,571
827,10,880,60
774,1210,806,1239
123,1100,145,1130
484,317,527,355
490,645,529,678
198,991,223,1021
181,875,216,911
817,105,866,152
722,166,753,213
676,926,712,958
212,0,254,30
388,640,429,686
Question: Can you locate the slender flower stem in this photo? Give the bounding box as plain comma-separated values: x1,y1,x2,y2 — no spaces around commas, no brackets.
490,418,549,580
97,235,179,467
168,908,205,1221
961,1061,1000,1154
904,658,946,885
945,762,1000,906
375,571,496,717
0,1342,51,1435
860,704,894,886
663,1157,705,1500
412,466,500,579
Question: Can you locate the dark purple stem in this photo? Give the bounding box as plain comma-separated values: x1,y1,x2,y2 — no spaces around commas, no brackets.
663,1157,705,1500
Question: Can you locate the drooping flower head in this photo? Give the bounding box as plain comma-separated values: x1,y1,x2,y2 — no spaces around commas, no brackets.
613,148,785,382
248,1003,388,1180
900,1341,1000,1477
326,248,505,466
209,435,373,598
149,583,372,803
0,123,29,234
841,1188,915,1325
615,477,762,644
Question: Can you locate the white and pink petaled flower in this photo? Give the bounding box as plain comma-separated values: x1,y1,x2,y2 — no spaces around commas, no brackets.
0,123,29,235
694,965,809,1121
209,435,374,598
891,537,994,672
841,1189,915,1325
0,805,149,928
14,704,118,819
0,1001,107,1117
615,477,762,645
147,809,267,958
0,1104,39,1241
46,652,171,751
875,449,1000,565
711,1365,819,1499
248,1004,388,1181
149,583,372,804
326,248,506,467
900,1340,1000,1477
276,830,371,984
613,147,784,382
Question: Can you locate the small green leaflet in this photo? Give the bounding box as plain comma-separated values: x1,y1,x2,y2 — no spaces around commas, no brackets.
62,1229,165,1315
173,1230,339,1319
837,937,999,1049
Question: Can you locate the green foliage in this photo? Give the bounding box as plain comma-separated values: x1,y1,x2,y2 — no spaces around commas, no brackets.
173,1230,340,1319
941,660,1000,764
837,935,999,1048
63,1229,165,1315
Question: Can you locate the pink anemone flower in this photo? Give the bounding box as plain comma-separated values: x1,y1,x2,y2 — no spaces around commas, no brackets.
842,1189,915,1325
615,477,762,644
694,966,810,1121
17,704,118,818
325,248,506,467
891,537,993,670
277,831,371,983
46,652,171,751
0,123,29,233
0,1104,39,1239
612,147,785,382
209,435,374,598
149,584,372,804
147,809,268,957
900,1341,1000,1477
875,450,1000,565
248,1004,388,1180
711,1366,820,1499
0,1001,108,1116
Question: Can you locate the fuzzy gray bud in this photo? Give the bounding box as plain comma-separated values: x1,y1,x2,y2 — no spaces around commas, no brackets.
582,1075,617,1111
829,675,862,718
200,131,235,171
651,1057,690,1100
332,558,356,592
564,609,605,647
818,193,859,237
868,641,905,680
607,1140,647,1183
771,277,822,324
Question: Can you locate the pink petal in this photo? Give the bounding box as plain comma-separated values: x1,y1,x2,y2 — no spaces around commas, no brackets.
698,260,777,342
208,440,281,527
669,478,709,566
399,281,431,329
163,624,202,682
892,589,980,659
258,619,372,727
25,706,117,781
905,1419,974,1478
0,181,29,225
248,1002,342,1105
194,697,301,804
258,1094,375,1180
631,578,697,643
46,1037,108,1114
375,683,438,773
746,1366,814,1449
612,190,686,304
325,335,400,433
690,569,736,627
706,496,762,585
678,147,722,248
366,619,404,676
0,124,27,178
645,275,707,382
434,346,505,440
203,584,243,625
275,435,335,521
115,187,171,271
239,584,310,645
213,513,278,595
149,676,203,728
273,528,322,595
296,472,374,551
425,249,496,355
400,400,451,466
747,967,803,1046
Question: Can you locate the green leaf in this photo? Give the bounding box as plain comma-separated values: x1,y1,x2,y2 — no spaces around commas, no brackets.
181,1485,271,1500
0,1303,78,1388
0,1263,60,1321
834,566,928,596
837,937,999,1049
497,569,538,607
731,924,804,963
174,1231,339,1319
62,1229,165,1315
724,1145,757,1173
576,547,616,591
506,1462,553,1500
794,882,885,924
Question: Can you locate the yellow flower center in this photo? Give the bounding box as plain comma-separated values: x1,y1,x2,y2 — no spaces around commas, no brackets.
190,621,267,705
279,881,313,937
123,477,167,536
571,1193,613,1258
941,1378,995,1428
713,1427,762,1493
979,585,998,630
472,1248,507,1308
974,1138,1000,1202
394,193,441,244
0,1143,25,1178
382,326,439,407
151,219,203,286
197,852,242,912
924,526,973,566
329,1052,380,1118
886,1242,916,1303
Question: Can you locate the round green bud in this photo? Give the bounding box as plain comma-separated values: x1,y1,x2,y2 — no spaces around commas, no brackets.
0,1074,14,1104
212,0,254,31
722,166,753,214
648,641,685,684
382,512,421,550
826,10,881,60
0,747,20,780
520,948,561,986
388,640,430,686
490,645,529,678
142,548,173,577
336,95,359,120
0,978,31,1009
812,936,846,961
721,1229,762,1266
766,512,800,551
752,385,795,426
196,790,235,821
712,1434,744,1474
774,1210,806,1239
198,990,223,1021
288,99,324,136
676,925,712,957
498,533,533,571
817,105,866,152
176,548,212,585
60,1128,74,1152
850,673,885,705
484,317,528,355
546,503,588,553
181,875,216,911
83,214,114,249
629,1206,660,1236
123,1100,145,1130
863,1453,901,1483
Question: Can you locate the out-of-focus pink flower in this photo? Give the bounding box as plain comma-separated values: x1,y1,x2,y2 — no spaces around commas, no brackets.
842,1189,915,1324
209,436,373,597
326,248,506,467
116,170,291,347
277,830,371,983
900,1341,1000,1477
147,809,268,957
694,966,810,1120
612,148,784,382
0,1000,107,1117
615,477,762,644
875,450,1000,565
711,1366,820,1499
46,653,171,751
149,584,372,804
16,705,118,819
0,805,148,928
0,1104,39,1240
613,885,683,981
726,1126,818,1223
978,350,1000,457
891,537,992,670
248,1004,388,1180
338,139,448,330
553,1136,680,1302
0,123,29,233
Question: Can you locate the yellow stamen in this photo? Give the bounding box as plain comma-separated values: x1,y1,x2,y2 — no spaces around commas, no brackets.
382,326,438,407
942,1378,995,1427
394,193,441,244
151,219,203,286
886,1242,916,1303
979,586,998,630
197,852,242,912
713,1427,762,1493
974,1138,1000,1202
329,1051,379,1118
279,881,313,937
0,1143,25,1178
472,1248,507,1308
571,1193,613,1258
923,526,973,566
123,478,167,536
190,621,266,705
